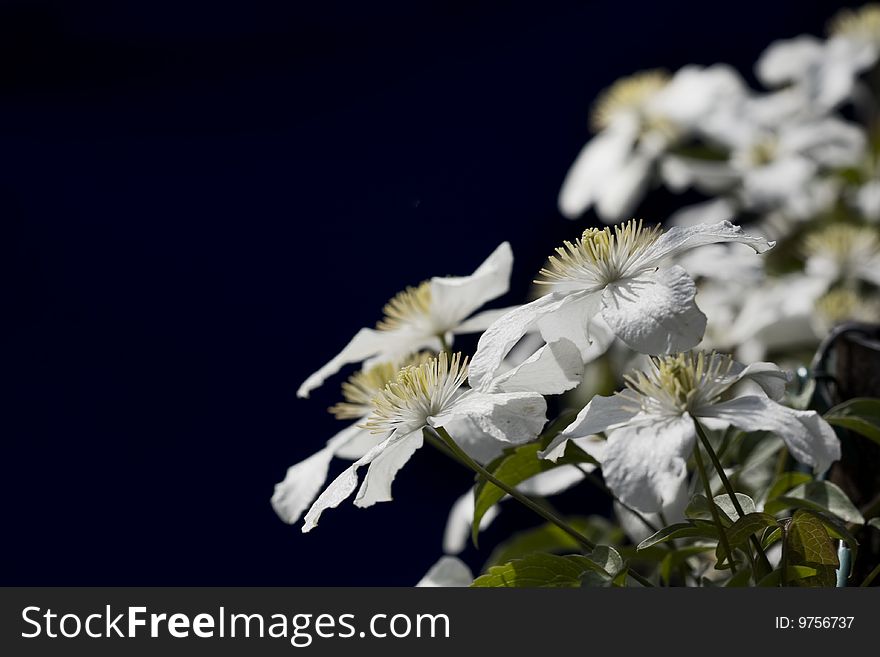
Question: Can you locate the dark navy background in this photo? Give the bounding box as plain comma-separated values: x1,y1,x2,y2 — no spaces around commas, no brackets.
3,1,853,584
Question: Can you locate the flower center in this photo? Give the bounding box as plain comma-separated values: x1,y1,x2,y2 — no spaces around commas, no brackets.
828,4,880,45
376,281,433,332
803,224,880,271
536,219,662,288
591,70,671,132
363,352,469,435
329,353,433,420
815,289,880,329
623,351,735,415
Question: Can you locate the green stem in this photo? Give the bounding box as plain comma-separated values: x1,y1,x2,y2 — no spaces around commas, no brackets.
428,427,654,587
693,437,737,574
694,420,772,578
438,333,451,354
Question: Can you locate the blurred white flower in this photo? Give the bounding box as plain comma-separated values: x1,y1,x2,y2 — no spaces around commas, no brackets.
542,352,840,513
469,221,773,391
803,223,880,286
297,242,514,398
828,4,880,51
854,179,880,221
559,66,746,222
416,556,473,587
813,288,880,334
756,34,876,112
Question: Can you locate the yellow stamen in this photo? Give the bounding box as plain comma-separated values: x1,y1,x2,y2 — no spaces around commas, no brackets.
623,351,736,414
536,219,662,287
329,352,433,419
828,4,880,44
591,70,670,132
376,281,432,331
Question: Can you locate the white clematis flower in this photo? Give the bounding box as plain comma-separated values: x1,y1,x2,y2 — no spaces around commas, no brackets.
542,352,840,514
559,66,745,223
272,355,430,525
468,220,773,391
301,351,553,532
297,242,514,398
803,223,880,287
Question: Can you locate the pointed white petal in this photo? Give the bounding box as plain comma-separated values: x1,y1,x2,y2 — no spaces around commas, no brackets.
595,150,654,222
730,361,791,401
433,390,546,444
430,242,513,328
468,290,593,391
354,431,424,508
518,465,585,496
442,490,500,555
602,414,696,513
301,433,397,532
453,306,520,334
558,121,637,219
614,476,688,544
701,397,840,474
601,265,707,354
631,221,774,272
416,556,474,587
756,35,824,86
271,423,373,524
297,328,399,398
540,393,638,460
491,339,583,395
534,291,608,360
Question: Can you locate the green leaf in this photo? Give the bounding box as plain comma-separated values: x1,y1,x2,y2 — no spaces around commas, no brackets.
784,510,839,587
470,552,617,588
685,493,754,523
765,480,865,525
765,472,813,503
716,512,779,563
471,440,595,546
659,546,713,585
762,526,783,549
725,568,755,587
484,517,623,568
758,566,819,587
638,522,718,550
824,397,880,445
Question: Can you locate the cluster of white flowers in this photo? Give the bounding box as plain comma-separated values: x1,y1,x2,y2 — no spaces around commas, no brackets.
271,5,880,588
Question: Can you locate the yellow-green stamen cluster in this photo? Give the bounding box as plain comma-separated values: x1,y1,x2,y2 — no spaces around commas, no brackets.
623,351,736,415
329,353,433,420
815,289,880,327
802,224,880,267
591,70,670,132
364,352,469,435
537,219,663,288
376,281,433,332
828,4,880,44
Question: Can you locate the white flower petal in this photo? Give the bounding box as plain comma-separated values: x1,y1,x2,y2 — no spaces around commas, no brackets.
632,221,774,271
701,397,840,474
416,556,474,587
491,339,583,396
614,476,688,544
297,328,400,398
518,465,585,496
660,158,740,195
540,394,638,460
595,150,654,222
430,242,513,327
601,265,707,354
354,431,424,508
558,120,638,219
468,290,594,391
602,414,696,514
757,35,825,87
301,433,399,532
730,361,791,401
442,490,500,554
453,306,520,334
433,390,546,444
271,423,373,524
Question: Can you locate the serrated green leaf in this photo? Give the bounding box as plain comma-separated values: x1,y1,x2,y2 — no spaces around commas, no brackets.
638,522,718,550
765,481,865,525
471,440,595,546
484,516,623,568
824,397,880,445
765,472,813,503
784,510,839,587
716,512,779,562
471,552,613,588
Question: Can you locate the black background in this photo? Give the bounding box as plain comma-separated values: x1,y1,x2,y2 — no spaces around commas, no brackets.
3,0,854,585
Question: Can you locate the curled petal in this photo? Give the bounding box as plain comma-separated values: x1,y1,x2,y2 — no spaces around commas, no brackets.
700,396,840,474
443,490,500,554
454,306,520,334
354,431,424,508
631,220,774,271
433,390,547,445
491,339,583,396
601,265,707,355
